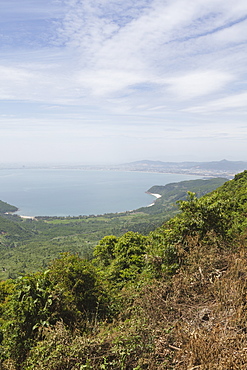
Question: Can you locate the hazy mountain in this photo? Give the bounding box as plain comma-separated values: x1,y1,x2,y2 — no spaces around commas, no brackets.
114,159,247,177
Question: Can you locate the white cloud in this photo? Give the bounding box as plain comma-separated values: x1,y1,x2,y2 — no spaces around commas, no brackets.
53,0,247,104
184,92,247,113
214,20,247,45
2,0,247,104
0,66,32,83
77,69,149,96
0,0,247,163
164,70,234,100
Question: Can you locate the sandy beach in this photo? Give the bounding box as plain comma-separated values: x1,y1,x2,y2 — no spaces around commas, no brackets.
146,193,162,207
19,215,37,220
149,193,162,199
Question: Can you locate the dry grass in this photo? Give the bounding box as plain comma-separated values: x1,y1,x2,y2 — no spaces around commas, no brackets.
138,234,247,369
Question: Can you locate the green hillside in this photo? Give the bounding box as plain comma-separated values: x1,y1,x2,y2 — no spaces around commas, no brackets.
3,173,247,369
0,177,227,280
140,177,227,215
0,200,18,214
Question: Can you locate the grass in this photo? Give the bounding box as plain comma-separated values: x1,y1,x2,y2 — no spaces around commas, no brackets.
137,234,247,369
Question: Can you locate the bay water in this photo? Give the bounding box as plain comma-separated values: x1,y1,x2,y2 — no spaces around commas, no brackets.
0,169,202,217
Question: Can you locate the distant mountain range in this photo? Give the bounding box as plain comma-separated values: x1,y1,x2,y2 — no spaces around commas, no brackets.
111,159,247,177
1,159,247,178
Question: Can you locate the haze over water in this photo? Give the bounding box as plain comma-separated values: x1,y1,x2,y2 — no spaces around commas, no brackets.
0,169,202,217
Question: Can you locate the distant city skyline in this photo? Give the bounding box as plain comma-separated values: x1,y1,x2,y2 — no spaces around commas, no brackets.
1,0,247,164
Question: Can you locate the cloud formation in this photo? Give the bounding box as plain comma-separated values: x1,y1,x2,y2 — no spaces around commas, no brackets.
0,0,247,163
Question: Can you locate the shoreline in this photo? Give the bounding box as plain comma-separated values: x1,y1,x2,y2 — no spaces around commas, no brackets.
5,211,37,220
1,170,209,219
0,166,233,178
146,192,162,207
19,215,37,220
8,193,163,219
149,193,162,199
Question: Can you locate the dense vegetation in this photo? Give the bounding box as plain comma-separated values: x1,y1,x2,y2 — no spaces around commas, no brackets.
0,200,18,214
3,173,247,368
0,177,226,280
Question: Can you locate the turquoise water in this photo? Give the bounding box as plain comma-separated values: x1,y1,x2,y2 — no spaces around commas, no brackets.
0,169,202,217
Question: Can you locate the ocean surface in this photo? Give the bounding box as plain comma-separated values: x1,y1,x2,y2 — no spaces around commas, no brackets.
0,169,202,217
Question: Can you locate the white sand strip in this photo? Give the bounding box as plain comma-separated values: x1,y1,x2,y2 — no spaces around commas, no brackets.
19,215,37,220
146,192,162,207
149,193,162,199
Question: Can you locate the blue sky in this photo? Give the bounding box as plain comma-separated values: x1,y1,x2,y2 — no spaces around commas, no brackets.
0,0,247,164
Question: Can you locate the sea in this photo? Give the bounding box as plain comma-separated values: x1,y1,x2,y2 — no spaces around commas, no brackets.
0,169,202,217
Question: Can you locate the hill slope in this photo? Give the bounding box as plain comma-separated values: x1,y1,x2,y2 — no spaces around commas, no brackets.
1,172,247,368
0,200,18,214
142,177,227,214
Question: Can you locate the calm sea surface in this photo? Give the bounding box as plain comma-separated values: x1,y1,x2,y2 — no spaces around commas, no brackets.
0,169,202,217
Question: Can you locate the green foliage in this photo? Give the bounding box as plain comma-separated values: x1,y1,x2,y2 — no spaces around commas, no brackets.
176,191,230,241
0,215,34,242
112,232,147,283
0,200,18,214
3,173,247,368
1,273,54,366
48,253,108,322
94,232,147,285
93,235,118,267
0,254,109,368
141,177,227,215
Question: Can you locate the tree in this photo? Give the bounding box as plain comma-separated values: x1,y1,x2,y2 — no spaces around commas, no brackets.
93,235,118,267
1,254,108,368
109,232,147,283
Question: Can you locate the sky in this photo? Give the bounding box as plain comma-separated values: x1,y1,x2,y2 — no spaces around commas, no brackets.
0,0,247,165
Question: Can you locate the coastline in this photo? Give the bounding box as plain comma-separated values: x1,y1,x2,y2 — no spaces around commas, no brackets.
19,215,37,220
0,164,234,178
11,194,163,218
5,211,37,220
1,171,202,218
149,193,162,199
146,192,162,207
